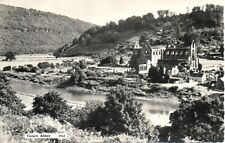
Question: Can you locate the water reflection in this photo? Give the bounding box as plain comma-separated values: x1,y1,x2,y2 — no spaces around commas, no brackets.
11,79,178,126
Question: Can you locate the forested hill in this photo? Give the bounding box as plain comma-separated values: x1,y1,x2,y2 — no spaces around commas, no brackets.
54,4,223,58
0,4,95,55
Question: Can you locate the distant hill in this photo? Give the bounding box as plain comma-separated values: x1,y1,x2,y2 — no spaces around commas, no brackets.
55,4,223,59
0,4,95,55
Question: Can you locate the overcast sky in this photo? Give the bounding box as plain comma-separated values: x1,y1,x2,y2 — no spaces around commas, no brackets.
1,0,224,25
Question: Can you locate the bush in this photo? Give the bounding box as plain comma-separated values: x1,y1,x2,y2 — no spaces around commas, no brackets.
168,86,179,93
149,84,162,92
98,56,117,67
75,101,104,128
169,93,224,142
37,62,52,69
148,66,163,83
32,91,71,118
119,57,124,65
69,66,87,85
117,77,126,86
182,30,200,45
79,60,87,69
5,51,16,61
0,73,25,115
3,66,11,71
85,70,97,77
81,88,157,139
13,65,37,73
57,66,87,88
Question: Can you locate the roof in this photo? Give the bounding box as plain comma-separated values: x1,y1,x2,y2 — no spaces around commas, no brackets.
133,41,141,49
151,45,167,49
219,76,225,82
166,44,190,50
145,40,166,49
158,59,189,62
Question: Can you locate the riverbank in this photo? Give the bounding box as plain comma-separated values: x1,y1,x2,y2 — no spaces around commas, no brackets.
10,78,179,126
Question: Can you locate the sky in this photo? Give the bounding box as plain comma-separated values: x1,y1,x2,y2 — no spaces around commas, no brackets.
1,0,224,25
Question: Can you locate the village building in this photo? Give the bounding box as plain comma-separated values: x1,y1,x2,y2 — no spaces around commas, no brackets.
132,40,199,74
132,41,166,74
158,41,199,71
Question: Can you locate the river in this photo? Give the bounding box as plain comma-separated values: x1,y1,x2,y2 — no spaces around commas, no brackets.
10,79,178,126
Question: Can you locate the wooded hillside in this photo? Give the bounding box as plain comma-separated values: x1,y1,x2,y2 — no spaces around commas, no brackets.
0,4,95,55
55,4,223,58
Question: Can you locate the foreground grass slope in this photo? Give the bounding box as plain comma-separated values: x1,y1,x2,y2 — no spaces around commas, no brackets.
0,4,95,55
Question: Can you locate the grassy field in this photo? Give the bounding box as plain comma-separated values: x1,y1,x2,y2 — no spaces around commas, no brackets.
199,58,224,70
0,54,93,70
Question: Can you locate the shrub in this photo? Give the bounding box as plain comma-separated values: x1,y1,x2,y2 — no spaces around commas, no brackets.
37,62,51,69
3,66,11,71
148,66,163,83
117,77,126,86
168,86,179,93
79,60,87,69
69,66,87,85
169,93,224,142
81,88,157,139
57,66,87,88
0,73,25,115
119,57,124,65
149,84,162,92
5,51,16,61
32,91,71,118
85,70,97,77
76,101,104,128
98,56,117,67
13,65,37,73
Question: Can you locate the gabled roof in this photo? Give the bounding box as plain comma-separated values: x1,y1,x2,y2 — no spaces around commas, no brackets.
133,41,141,49
145,40,166,50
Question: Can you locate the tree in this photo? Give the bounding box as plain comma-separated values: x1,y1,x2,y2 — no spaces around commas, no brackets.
98,56,117,67
125,16,142,29
5,51,16,61
129,54,139,73
32,91,70,118
218,44,224,57
148,66,162,83
157,10,169,18
206,4,216,11
81,88,157,140
164,70,170,83
192,6,201,12
198,63,202,73
106,21,117,30
0,73,25,114
103,89,152,137
175,23,182,40
119,56,124,65
79,60,87,69
70,65,86,85
142,12,155,26
139,32,148,45
182,29,200,45
169,93,224,142
37,62,51,69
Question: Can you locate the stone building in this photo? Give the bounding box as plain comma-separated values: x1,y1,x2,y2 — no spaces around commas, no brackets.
158,41,199,71
132,40,199,74
132,41,166,74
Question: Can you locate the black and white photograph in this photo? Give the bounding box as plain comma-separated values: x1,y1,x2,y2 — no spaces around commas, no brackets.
0,0,224,142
